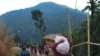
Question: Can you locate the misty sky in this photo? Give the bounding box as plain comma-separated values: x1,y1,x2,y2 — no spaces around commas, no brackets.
0,0,89,15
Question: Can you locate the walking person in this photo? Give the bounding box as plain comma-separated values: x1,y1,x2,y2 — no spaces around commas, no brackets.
30,45,34,55
38,44,42,56
33,44,37,56
53,35,72,56
20,46,30,56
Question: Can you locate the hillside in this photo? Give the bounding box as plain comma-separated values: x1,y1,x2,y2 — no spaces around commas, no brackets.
0,2,87,42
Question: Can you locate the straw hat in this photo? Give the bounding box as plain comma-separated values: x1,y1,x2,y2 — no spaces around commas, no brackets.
43,34,56,41
43,33,65,41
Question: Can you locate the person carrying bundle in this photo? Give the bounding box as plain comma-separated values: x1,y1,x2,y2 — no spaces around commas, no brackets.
44,34,72,56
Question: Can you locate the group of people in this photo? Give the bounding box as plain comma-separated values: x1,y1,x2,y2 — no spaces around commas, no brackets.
13,43,50,56
0,33,72,56
0,22,72,56
13,34,72,56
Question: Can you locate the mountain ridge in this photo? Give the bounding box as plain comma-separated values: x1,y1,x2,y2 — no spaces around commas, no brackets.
0,2,87,42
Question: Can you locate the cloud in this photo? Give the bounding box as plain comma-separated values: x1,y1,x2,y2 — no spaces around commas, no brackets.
0,0,38,15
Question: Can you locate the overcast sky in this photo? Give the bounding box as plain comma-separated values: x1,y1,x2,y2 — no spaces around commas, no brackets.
0,0,89,15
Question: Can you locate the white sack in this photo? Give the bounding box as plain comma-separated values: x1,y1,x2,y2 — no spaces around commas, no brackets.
55,35,70,54
55,35,67,43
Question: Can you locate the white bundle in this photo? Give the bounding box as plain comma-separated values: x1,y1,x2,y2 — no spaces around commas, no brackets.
55,35,70,54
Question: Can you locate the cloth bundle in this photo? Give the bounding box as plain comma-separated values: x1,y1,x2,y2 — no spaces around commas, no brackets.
55,35,70,54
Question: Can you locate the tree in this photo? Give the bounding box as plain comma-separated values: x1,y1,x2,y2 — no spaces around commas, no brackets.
72,21,88,56
14,34,22,45
56,19,65,34
72,0,100,56
90,11,100,56
83,0,99,19
82,0,100,56
31,10,46,37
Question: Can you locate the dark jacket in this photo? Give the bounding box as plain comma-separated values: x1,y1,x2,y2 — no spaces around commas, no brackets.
20,50,30,56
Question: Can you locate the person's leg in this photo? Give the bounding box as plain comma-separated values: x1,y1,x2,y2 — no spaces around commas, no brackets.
34,50,36,55
38,50,41,55
45,50,49,56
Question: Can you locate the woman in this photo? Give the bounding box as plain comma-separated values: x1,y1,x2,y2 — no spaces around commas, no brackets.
45,34,72,56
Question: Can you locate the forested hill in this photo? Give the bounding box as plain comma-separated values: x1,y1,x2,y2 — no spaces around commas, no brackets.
0,2,87,41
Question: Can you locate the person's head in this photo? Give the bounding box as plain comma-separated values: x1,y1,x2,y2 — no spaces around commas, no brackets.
45,39,54,47
26,45,30,49
22,47,26,50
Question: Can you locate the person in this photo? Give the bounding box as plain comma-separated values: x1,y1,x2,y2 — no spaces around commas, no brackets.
30,45,34,55
20,46,30,56
44,44,50,56
51,40,68,56
33,44,37,55
26,45,31,55
49,34,72,56
38,44,42,56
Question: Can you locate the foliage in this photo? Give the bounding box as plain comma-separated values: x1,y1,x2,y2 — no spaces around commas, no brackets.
83,0,100,19
0,21,15,56
31,10,46,37
84,0,100,56
72,21,87,56
56,19,66,34
73,0,100,56
14,34,22,45
90,12,100,56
